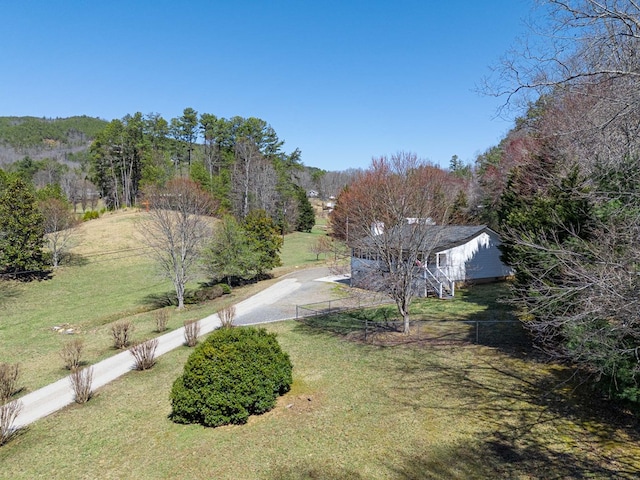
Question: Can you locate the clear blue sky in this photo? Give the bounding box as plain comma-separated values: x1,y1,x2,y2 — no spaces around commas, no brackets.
1,0,533,171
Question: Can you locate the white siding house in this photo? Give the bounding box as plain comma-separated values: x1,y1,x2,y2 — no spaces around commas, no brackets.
435,228,511,283
350,225,512,298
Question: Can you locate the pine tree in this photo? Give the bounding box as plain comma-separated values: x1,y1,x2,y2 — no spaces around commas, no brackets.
205,215,260,284
0,178,47,279
295,185,315,233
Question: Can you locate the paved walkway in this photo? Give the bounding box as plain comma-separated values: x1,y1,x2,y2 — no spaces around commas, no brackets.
10,267,347,430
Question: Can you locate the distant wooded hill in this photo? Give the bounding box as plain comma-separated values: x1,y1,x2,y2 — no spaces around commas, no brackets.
0,116,108,165
0,113,355,202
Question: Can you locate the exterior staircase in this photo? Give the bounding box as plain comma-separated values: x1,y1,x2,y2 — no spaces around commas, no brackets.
423,267,455,299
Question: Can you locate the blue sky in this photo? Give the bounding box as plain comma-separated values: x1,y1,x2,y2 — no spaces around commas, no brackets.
2,0,533,171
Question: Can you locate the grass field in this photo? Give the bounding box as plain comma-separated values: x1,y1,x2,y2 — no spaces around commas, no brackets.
278,217,329,268
1,319,639,479
2,210,640,478
0,210,328,393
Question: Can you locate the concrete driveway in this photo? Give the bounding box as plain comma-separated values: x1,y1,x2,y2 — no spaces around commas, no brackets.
9,266,349,430
234,266,348,325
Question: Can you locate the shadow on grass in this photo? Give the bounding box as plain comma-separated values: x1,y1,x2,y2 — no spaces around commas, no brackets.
296,282,532,356
296,306,400,337
385,435,640,480
268,462,364,479
384,348,640,479
142,283,230,309
0,281,21,308
61,252,90,267
294,281,640,477
142,291,178,309
454,283,533,356
0,423,29,448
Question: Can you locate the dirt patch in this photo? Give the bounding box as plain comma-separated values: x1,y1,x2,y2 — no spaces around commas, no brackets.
272,392,322,417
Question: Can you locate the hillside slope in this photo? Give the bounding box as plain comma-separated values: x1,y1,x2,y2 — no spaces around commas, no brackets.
0,115,107,165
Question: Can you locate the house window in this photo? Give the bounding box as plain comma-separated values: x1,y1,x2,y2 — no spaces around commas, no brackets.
437,253,447,267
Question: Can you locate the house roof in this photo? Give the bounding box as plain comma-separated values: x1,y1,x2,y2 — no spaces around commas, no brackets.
425,225,490,251
355,224,493,253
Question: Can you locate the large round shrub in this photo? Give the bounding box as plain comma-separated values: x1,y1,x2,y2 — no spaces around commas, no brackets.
169,326,293,427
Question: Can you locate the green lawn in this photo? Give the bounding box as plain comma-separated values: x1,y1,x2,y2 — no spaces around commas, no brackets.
0,210,333,393
1,320,638,479
2,211,639,478
278,221,329,268
299,283,526,348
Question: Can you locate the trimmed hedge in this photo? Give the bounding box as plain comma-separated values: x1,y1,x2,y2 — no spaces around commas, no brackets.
169,326,293,427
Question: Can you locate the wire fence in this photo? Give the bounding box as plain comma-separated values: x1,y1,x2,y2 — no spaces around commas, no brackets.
295,295,393,320
296,300,529,347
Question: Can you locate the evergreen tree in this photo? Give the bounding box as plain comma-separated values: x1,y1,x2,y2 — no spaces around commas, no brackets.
450,189,470,223
0,178,47,279
294,185,315,232
204,215,260,285
498,161,593,292
243,209,283,275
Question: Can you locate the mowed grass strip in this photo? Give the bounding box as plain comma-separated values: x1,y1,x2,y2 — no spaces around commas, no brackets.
1,321,638,479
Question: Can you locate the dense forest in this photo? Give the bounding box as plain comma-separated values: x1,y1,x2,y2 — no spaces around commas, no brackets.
0,113,354,214
0,116,107,164
0,116,107,147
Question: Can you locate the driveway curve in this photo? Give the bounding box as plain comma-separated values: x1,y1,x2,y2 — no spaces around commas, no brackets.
10,266,349,430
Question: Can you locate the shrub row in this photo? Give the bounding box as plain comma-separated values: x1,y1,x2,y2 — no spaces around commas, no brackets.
185,283,231,304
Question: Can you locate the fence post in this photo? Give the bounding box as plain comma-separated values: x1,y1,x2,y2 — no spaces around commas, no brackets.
296,305,299,319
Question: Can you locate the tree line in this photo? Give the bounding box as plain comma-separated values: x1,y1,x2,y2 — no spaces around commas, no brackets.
0,107,358,327
87,109,314,232
480,0,640,405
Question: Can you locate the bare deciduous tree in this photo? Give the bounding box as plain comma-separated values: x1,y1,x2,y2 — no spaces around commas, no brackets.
489,0,640,159
231,140,280,219
232,140,261,219
39,198,80,267
344,153,452,335
140,179,215,309
308,236,329,260
319,169,361,199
